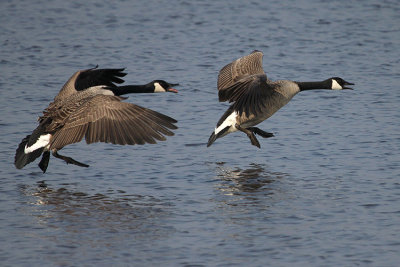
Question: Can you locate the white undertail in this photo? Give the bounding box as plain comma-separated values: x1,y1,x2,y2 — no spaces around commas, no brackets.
24,134,51,154
214,111,238,135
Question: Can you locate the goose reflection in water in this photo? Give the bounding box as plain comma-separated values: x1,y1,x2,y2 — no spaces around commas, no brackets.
18,181,173,239
214,162,288,196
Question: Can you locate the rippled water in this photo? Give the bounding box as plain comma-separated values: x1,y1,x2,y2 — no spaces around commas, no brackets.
1,0,399,266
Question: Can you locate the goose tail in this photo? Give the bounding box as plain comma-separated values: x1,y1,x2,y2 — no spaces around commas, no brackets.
14,124,49,170
14,135,44,169
207,131,217,147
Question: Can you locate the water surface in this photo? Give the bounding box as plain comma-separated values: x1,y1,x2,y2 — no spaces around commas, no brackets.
1,0,399,266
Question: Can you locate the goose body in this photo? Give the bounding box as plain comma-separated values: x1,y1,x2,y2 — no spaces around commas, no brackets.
207,50,354,148
15,67,179,173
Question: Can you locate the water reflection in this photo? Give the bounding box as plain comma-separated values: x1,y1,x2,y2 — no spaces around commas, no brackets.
18,181,174,242
211,162,290,228
214,162,288,196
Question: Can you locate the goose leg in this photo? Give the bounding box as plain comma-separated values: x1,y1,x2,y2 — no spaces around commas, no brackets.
236,124,261,148
38,151,50,173
247,127,274,138
52,151,89,168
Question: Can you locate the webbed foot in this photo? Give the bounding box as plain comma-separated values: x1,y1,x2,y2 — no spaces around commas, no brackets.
52,151,89,168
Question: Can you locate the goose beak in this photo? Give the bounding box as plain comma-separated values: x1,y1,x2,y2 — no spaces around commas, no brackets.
343,80,354,90
168,83,179,93
168,88,178,93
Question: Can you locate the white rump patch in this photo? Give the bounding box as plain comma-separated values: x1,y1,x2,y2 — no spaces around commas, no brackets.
154,82,165,93
331,79,343,90
214,111,238,135
24,134,51,154
88,85,115,95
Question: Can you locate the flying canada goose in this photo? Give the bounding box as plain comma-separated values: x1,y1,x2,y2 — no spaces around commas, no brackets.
15,67,179,173
207,50,354,148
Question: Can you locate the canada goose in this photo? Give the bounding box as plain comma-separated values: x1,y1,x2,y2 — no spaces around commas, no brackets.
15,67,179,173
207,50,354,148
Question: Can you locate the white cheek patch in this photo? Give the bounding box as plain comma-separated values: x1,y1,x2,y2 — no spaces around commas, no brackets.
154,82,165,92
24,134,51,154
331,79,343,90
214,111,238,135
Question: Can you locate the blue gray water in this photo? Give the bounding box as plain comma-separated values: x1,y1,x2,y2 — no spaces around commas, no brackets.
1,0,399,266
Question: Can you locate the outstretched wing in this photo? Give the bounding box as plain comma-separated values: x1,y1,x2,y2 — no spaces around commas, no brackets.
74,67,126,91
49,95,177,149
54,67,127,102
217,51,274,116
218,50,265,96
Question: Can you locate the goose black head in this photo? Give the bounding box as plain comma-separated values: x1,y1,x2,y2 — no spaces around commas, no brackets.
153,80,179,93
330,77,354,90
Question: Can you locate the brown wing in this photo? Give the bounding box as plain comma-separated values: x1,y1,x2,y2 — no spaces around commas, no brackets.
227,74,275,116
49,95,177,149
217,50,265,100
217,51,275,116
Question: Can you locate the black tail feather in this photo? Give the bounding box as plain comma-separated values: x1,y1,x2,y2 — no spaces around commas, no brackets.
38,151,50,173
207,132,217,147
14,134,44,169
207,126,230,147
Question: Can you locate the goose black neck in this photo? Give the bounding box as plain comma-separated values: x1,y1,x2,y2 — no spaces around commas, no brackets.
297,80,331,91
110,84,154,96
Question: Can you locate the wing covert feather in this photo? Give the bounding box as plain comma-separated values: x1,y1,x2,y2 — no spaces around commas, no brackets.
49,95,177,149
217,50,265,92
215,51,277,116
